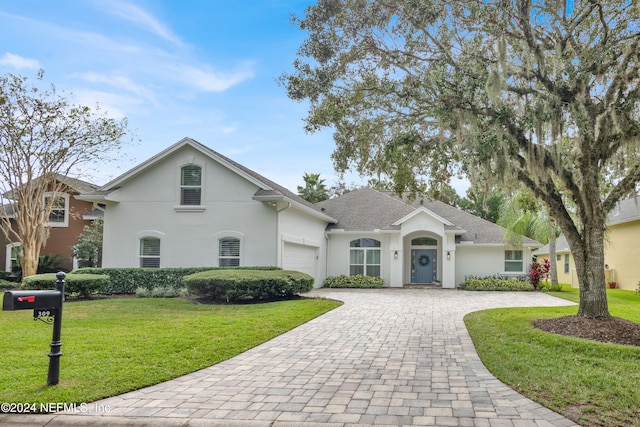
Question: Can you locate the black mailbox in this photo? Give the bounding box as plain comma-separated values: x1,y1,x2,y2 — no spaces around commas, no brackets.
3,290,62,311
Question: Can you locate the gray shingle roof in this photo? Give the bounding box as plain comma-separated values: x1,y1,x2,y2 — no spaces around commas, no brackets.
316,187,415,231
608,196,640,225
318,188,540,246
534,235,570,255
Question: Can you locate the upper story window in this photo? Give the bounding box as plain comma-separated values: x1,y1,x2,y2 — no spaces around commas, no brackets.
140,237,161,268
350,238,381,277
44,193,69,227
180,165,202,206
504,250,523,272
219,238,240,267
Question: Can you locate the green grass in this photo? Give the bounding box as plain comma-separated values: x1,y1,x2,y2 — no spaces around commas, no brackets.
0,296,341,405
465,288,640,426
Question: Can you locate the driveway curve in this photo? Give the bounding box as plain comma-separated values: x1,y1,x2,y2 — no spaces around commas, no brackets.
13,288,579,427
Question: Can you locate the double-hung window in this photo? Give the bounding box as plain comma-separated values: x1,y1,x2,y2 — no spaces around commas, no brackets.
219,238,240,266
140,237,161,268
504,250,523,272
350,238,381,277
6,243,22,274
181,165,202,205
44,194,69,227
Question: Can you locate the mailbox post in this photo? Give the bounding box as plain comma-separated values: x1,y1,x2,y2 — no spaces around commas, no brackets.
47,272,65,386
2,271,65,386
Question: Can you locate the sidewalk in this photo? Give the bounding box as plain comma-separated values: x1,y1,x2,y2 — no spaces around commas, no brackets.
1,288,579,426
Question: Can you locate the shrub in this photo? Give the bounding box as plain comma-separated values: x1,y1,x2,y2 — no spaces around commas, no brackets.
460,276,534,291
135,287,151,298
323,274,384,288
75,266,281,295
23,273,110,298
529,258,550,289
0,280,17,290
185,269,313,303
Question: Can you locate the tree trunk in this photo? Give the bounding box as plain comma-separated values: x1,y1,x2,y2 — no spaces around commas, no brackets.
567,224,610,318
548,228,558,289
20,240,40,278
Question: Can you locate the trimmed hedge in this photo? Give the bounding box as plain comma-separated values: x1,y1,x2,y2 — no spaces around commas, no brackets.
459,276,534,291
74,266,281,295
185,269,314,303
23,273,110,298
323,274,384,288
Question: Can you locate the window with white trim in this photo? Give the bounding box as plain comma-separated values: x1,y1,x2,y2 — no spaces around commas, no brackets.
139,237,161,268
5,243,22,274
504,250,523,272
219,238,240,266
350,238,381,277
180,165,202,205
44,193,69,227
564,254,570,274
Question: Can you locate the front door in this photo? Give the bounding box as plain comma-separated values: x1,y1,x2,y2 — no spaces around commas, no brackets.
412,249,436,283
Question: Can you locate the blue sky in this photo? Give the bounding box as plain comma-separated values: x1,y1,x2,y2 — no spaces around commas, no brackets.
0,0,470,195
0,0,347,192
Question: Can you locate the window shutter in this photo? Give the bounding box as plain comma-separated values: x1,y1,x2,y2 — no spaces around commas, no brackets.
219,238,240,266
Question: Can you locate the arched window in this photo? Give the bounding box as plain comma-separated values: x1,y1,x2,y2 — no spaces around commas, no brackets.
180,165,202,205
140,237,161,268
219,238,240,267
349,238,381,277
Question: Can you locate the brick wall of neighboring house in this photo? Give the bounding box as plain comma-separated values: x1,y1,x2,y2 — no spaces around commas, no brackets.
1,195,96,274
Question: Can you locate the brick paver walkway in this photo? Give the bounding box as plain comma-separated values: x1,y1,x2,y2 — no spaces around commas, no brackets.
4,288,579,427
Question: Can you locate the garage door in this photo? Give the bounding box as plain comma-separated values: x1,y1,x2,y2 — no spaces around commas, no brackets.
282,242,317,277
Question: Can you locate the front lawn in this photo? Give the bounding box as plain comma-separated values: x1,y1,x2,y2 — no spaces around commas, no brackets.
0,296,341,405
465,288,640,426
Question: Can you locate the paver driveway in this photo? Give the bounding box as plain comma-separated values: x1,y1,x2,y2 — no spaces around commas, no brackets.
12,288,579,427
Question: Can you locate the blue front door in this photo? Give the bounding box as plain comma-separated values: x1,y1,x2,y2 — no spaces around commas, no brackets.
412,249,436,283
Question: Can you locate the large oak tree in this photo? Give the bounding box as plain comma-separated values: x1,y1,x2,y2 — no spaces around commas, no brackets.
0,72,129,278
283,0,640,317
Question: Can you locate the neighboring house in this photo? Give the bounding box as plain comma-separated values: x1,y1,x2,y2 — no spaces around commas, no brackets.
1,175,101,274
534,235,576,287
536,197,640,291
79,137,540,288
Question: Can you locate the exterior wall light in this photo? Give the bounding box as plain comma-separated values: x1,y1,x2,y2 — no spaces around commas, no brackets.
447,251,451,260
394,251,398,259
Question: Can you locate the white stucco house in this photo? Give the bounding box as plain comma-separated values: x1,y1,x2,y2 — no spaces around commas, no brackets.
80,137,539,288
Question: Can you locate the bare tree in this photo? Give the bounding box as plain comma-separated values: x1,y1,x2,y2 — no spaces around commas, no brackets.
0,72,129,278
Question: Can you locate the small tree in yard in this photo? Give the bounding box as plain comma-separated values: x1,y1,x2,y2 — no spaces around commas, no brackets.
283,1,640,318
0,72,129,278
72,218,103,268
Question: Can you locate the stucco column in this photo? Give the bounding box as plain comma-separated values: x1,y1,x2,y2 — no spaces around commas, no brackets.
442,233,457,288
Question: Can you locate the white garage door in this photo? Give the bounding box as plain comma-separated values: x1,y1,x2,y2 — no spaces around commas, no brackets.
282,242,317,277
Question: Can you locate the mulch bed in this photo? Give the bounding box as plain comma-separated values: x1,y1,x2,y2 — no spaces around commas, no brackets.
534,316,640,347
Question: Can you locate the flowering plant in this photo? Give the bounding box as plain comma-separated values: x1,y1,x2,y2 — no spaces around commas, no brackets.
529,258,550,289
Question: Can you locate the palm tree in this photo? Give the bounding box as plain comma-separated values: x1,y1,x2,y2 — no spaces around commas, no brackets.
498,190,560,289
297,173,329,203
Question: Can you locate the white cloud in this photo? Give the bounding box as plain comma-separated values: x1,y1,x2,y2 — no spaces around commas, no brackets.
73,72,157,103
100,0,183,46
72,89,144,119
0,52,40,70
173,64,254,92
